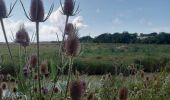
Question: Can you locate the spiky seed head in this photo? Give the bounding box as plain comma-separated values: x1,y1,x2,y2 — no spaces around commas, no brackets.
65,23,74,35
13,86,17,93
87,93,94,100
0,0,7,19
1,82,7,90
40,61,48,74
16,24,30,47
23,66,30,78
30,0,45,22
29,54,37,68
146,76,149,81
63,0,74,16
69,80,82,100
65,28,80,57
53,87,59,93
34,74,38,80
119,87,128,100
0,87,2,100
80,80,86,95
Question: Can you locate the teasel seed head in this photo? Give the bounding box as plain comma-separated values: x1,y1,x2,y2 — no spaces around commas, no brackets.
1,82,7,90
0,0,7,19
69,80,82,100
13,86,17,93
29,54,37,68
30,0,44,22
80,80,86,95
0,87,2,100
53,86,59,93
65,23,74,35
146,76,149,81
23,67,30,78
63,0,74,16
40,61,48,75
15,24,30,47
65,28,80,57
119,87,128,100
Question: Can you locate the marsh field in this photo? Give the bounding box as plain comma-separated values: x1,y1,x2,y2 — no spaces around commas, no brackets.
1,43,170,99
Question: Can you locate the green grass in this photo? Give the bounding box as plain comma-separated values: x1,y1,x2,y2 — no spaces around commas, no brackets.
1,43,170,75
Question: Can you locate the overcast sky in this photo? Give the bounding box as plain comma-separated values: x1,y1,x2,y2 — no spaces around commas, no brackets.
0,0,170,42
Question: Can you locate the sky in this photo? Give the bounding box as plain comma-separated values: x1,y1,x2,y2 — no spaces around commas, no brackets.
0,0,170,42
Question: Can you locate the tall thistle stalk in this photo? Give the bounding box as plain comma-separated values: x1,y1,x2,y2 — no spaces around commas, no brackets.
36,21,41,98
0,0,17,66
0,19,14,63
20,0,54,99
60,0,80,98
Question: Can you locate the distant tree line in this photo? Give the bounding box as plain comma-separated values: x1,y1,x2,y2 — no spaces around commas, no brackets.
79,32,170,44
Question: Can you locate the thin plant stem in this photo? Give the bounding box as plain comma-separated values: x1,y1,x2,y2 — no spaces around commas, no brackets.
65,56,73,99
59,15,69,65
0,19,14,64
36,22,42,99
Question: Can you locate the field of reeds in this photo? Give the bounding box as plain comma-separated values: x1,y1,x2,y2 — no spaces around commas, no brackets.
0,0,170,100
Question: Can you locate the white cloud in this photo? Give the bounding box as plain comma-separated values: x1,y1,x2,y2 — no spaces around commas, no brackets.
72,16,88,29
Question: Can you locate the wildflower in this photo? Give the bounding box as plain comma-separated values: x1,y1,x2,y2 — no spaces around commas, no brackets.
119,87,128,100
65,28,80,57
30,0,44,22
29,54,37,68
69,80,82,100
1,82,7,90
0,0,7,18
87,93,94,100
15,24,30,47
65,23,74,35
40,61,48,75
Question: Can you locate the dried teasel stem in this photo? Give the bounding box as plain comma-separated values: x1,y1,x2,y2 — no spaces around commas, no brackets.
65,56,74,99
36,21,42,99
0,19,14,64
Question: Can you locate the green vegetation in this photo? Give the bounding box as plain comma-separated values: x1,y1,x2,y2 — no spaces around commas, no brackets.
80,32,170,44
1,43,170,75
